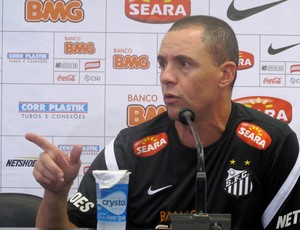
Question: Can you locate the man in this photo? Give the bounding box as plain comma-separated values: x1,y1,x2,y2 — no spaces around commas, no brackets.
26,15,300,229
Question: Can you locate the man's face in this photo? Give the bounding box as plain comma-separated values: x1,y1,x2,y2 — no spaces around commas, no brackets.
158,28,225,121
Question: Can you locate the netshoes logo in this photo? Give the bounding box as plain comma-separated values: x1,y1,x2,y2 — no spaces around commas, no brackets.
134,133,168,157
238,51,254,70
125,0,191,23
6,157,38,167
236,122,272,150
25,0,84,22
234,96,292,124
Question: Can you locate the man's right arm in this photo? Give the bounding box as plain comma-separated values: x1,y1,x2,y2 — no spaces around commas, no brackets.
25,132,82,228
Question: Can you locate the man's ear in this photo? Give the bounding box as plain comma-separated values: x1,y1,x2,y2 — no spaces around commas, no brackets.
219,61,237,88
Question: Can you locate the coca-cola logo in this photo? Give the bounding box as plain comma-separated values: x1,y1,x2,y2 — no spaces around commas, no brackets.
263,77,282,85
57,74,76,81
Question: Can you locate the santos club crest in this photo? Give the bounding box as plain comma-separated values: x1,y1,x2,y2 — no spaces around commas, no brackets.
224,168,253,197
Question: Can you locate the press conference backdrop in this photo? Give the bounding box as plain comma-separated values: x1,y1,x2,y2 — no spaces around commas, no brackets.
0,0,300,197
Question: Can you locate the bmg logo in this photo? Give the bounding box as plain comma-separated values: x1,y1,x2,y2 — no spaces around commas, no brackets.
25,0,84,22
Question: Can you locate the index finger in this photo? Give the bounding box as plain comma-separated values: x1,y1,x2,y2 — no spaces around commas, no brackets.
25,132,57,153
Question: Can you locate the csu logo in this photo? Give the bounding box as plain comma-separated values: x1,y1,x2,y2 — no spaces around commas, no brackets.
234,96,292,124
125,0,191,23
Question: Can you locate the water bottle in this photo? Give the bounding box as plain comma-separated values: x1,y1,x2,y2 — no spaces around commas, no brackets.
93,170,131,230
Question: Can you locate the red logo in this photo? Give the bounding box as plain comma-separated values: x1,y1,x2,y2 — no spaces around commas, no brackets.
290,64,300,73
85,61,100,70
234,96,292,124
236,122,272,150
125,0,191,24
238,51,254,70
134,133,168,157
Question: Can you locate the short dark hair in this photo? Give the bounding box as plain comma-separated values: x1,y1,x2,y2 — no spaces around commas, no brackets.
169,15,239,67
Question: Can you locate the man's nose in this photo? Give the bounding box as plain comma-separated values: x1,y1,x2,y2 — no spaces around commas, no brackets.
160,65,177,85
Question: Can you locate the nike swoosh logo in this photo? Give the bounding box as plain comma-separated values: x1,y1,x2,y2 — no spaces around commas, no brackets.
227,0,288,21
147,185,172,195
268,43,300,55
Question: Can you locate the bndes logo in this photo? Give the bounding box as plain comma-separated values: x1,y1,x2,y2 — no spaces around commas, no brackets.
125,0,191,23
25,0,84,22
238,51,254,70
234,96,292,124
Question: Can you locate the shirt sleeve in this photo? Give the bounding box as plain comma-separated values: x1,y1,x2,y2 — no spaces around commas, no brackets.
263,131,300,229
67,148,108,227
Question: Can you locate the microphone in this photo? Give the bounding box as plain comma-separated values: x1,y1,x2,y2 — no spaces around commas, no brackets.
178,108,207,213
171,109,231,230
178,108,195,125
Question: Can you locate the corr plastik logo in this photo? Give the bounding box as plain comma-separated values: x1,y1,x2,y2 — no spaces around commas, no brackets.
236,122,272,150
7,52,49,64
238,51,254,70
234,96,292,124
125,0,191,23
59,144,101,156
25,0,84,22
19,101,88,120
134,133,168,157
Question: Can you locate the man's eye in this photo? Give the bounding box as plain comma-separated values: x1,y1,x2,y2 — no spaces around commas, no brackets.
159,62,166,70
181,62,189,67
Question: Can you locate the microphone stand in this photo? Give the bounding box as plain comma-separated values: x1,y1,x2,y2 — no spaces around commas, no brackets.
182,109,207,214
169,109,231,230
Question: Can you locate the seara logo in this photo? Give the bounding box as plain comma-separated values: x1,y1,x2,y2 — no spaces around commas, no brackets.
125,0,191,23
233,96,292,124
25,0,84,22
134,133,168,157
236,122,272,150
238,51,254,70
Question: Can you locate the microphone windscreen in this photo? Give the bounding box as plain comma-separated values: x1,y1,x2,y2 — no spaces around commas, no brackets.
178,108,195,125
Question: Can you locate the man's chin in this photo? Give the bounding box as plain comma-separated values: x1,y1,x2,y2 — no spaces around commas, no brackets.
167,109,180,121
